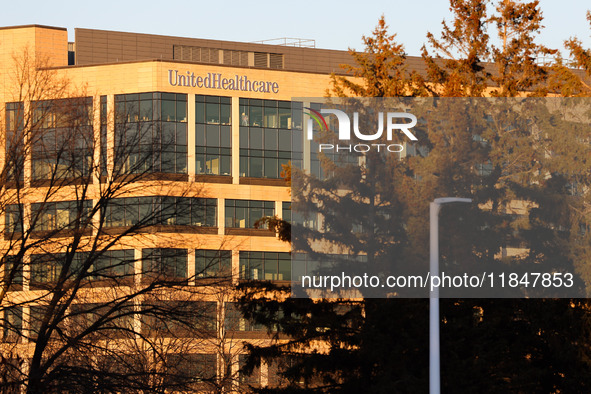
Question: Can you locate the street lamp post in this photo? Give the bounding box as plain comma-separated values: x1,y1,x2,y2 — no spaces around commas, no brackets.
430,197,472,394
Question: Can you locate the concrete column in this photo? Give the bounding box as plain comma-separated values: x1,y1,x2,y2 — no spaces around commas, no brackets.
260,360,269,387
134,248,142,288
106,95,115,178
232,249,240,285
133,248,143,340
231,96,240,184
187,248,196,285
22,254,30,293
218,197,225,236
23,100,31,187
22,308,30,345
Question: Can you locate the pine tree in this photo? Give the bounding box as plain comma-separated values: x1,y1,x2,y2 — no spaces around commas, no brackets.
489,0,556,96
238,17,432,393
237,6,591,393
550,11,591,96
420,0,491,97
328,15,413,97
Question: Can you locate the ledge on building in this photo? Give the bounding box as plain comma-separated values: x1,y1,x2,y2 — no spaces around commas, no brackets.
100,225,218,235
31,177,93,188
194,174,233,184
239,177,288,187
29,228,93,239
224,228,276,237
100,173,189,183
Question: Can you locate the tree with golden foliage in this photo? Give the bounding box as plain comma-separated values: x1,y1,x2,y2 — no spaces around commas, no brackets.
328,15,415,97
489,0,556,96
550,11,591,96
421,0,490,97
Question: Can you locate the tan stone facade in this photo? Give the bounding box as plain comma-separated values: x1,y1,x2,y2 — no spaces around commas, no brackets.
0,25,348,391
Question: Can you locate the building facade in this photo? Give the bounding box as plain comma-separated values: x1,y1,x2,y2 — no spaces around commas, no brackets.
0,24,415,392
2,23,581,393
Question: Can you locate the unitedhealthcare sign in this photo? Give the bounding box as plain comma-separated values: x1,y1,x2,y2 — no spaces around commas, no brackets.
168,69,279,93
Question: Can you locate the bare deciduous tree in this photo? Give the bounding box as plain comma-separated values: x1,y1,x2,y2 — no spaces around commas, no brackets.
0,49,237,393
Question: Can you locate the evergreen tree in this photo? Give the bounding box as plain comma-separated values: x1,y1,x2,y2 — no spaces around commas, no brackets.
239,17,432,393
550,11,591,96
328,15,414,97
489,0,556,96
420,0,491,97
238,7,591,393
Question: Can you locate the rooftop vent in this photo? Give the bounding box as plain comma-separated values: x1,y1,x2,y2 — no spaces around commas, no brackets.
252,38,316,48
173,45,284,69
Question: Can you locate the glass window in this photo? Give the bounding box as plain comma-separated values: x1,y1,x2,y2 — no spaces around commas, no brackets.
31,98,94,181
282,202,291,223
249,128,263,149
2,306,22,343
105,197,216,228
225,200,274,229
5,102,24,182
220,126,231,147
264,158,278,178
71,302,135,334
239,354,261,388
278,254,291,281
206,103,220,124
239,99,302,178
249,156,263,178
6,102,24,132
142,248,187,279
278,106,291,129
224,302,264,331
264,106,278,128
240,106,249,126
250,106,263,127
165,353,217,386
206,125,218,144
278,129,290,151
93,249,135,280
264,129,278,150
176,98,187,122
220,102,231,125
195,249,232,278
139,99,152,121
31,200,92,232
29,305,49,341
142,301,216,335
5,204,23,234
239,251,290,281
3,255,23,285
195,95,232,176
162,100,176,122
114,92,187,175
30,252,89,287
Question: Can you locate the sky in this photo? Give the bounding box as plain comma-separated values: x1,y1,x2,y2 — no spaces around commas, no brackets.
1,0,589,57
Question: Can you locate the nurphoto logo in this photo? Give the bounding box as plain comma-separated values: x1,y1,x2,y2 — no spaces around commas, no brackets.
304,107,418,153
